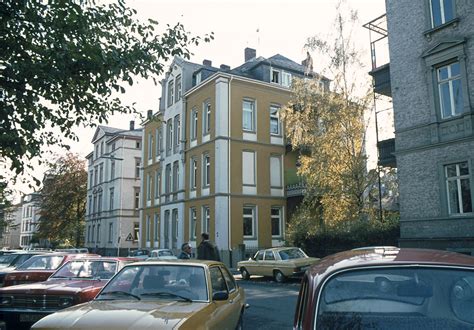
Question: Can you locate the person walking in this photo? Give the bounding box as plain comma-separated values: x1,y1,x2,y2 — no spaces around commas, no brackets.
178,243,192,259
197,233,220,261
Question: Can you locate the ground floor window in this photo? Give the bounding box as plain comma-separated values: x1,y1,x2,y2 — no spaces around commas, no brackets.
133,222,140,241
243,206,256,237
271,207,282,237
190,208,197,241
445,162,472,215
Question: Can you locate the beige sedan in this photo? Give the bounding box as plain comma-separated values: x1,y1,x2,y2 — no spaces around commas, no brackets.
237,247,319,283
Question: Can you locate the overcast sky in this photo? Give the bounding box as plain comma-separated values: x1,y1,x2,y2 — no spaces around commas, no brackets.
14,0,388,199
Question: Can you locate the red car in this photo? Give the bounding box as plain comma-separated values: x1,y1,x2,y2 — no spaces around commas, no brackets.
2,253,98,287
0,257,137,328
294,247,474,329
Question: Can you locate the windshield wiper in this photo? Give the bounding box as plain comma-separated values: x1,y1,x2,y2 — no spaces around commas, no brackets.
98,291,141,301
140,291,192,302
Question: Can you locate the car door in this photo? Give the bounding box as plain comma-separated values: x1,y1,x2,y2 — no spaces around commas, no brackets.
220,266,242,326
263,250,277,277
206,266,235,330
246,250,264,275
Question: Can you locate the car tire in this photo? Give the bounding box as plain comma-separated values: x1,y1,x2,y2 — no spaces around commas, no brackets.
240,268,250,280
274,270,286,283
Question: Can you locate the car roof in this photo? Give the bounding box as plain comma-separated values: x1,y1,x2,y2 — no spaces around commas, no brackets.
129,259,224,267
258,247,301,253
308,247,474,277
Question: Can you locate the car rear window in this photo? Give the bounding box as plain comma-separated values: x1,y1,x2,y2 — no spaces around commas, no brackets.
316,267,474,329
279,248,306,260
17,255,65,270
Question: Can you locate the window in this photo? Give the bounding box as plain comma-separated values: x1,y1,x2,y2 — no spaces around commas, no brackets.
271,69,280,84
174,115,180,153
175,75,182,101
242,100,255,131
242,151,256,186
94,165,98,185
111,142,116,151
190,208,197,241
95,145,99,159
271,207,282,237
97,192,103,213
99,164,104,183
108,223,113,243
172,161,179,193
265,250,275,260
190,158,197,190
96,224,101,243
154,213,159,242
172,209,178,249
165,164,172,195
167,80,174,106
134,188,140,209
202,206,210,234
282,71,292,87
100,141,104,156
93,195,97,214
110,160,115,180
270,105,281,135
133,222,139,241
166,119,173,155
146,174,152,202
437,62,463,119
89,171,93,187
154,170,160,201
146,215,150,242
270,155,282,187
109,188,114,210
445,162,472,215
148,133,153,160
203,154,210,187
135,159,141,178
88,195,92,215
430,0,454,28
164,210,170,248
243,206,256,237
191,108,198,140
156,127,162,156
203,101,211,134
136,141,141,149
195,72,202,85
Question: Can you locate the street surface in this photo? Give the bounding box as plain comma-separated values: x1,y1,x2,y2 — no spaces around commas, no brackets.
237,275,301,330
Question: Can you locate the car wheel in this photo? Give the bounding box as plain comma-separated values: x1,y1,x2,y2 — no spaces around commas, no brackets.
274,270,286,283
235,311,244,330
240,268,250,280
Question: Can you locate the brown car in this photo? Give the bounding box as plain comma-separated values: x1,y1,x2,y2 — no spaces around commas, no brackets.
294,247,474,329
2,253,99,287
0,257,136,329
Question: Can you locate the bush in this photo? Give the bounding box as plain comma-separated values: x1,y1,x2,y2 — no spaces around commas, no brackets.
288,211,400,258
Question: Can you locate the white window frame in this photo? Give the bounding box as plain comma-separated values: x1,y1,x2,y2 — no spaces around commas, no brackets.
190,207,197,241
202,206,210,234
437,62,463,119
146,173,152,202
167,80,174,106
243,206,256,238
190,158,197,190
271,68,280,84
108,222,113,243
174,115,180,153
429,0,454,28
154,170,160,203
270,155,283,188
445,162,472,215
147,132,153,161
146,215,151,242
270,105,281,136
203,154,210,187
191,108,198,140
175,74,182,101
282,71,292,87
271,207,282,237
242,151,256,186
154,213,159,243
203,101,211,135
242,100,255,132
109,188,114,210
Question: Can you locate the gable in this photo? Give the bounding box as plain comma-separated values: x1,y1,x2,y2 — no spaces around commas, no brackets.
422,39,465,58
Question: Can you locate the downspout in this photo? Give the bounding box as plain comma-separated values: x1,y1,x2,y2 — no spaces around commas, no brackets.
228,75,233,264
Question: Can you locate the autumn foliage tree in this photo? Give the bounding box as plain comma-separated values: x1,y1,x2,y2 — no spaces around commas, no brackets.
283,3,375,230
37,153,87,247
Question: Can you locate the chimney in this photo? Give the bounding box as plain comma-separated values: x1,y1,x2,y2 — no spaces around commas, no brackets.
245,47,256,62
129,120,135,131
203,59,212,66
147,110,153,119
220,64,230,70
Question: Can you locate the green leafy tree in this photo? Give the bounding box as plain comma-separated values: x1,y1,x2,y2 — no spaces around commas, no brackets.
37,153,87,247
0,0,212,177
283,2,375,228
0,177,14,235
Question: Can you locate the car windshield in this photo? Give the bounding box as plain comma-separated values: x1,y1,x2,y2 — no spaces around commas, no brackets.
97,264,208,302
0,254,16,266
17,255,65,270
317,267,474,329
52,260,117,280
159,250,173,257
279,248,306,260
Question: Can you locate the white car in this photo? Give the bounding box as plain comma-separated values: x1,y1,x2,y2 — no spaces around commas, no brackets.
148,249,178,260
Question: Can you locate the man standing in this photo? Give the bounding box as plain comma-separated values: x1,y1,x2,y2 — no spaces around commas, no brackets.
197,233,220,261
178,243,192,259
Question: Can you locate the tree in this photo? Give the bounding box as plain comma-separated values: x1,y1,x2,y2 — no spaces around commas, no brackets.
282,2,375,227
0,177,14,235
0,0,213,177
37,153,87,247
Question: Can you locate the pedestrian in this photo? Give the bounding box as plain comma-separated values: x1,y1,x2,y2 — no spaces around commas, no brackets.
178,243,192,259
197,233,220,261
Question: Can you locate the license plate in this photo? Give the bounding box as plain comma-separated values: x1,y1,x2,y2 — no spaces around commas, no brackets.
19,313,44,323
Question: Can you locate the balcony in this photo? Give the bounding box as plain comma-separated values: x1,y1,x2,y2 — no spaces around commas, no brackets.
377,138,396,168
369,64,391,97
285,168,306,197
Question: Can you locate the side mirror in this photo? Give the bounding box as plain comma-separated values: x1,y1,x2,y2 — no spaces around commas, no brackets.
212,291,229,301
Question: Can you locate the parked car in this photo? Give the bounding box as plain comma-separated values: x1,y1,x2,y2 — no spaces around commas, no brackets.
32,260,248,329
55,248,89,254
0,252,49,287
2,253,99,287
237,247,320,283
148,249,178,260
127,249,150,259
0,257,137,329
293,247,474,329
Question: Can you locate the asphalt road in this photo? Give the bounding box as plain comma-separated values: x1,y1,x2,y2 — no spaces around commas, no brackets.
236,275,301,330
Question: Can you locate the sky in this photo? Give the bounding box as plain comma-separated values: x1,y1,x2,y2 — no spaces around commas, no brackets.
13,0,389,200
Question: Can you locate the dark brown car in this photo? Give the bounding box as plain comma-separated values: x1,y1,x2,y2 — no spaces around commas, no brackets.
0,257,137,328
2,253,99,287
294,247,474,329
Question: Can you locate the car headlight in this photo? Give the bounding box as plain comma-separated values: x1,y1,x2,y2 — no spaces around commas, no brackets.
0,296,12,306
58,297,74,307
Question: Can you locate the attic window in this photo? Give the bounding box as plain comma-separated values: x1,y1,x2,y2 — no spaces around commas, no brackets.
271,69,280,84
